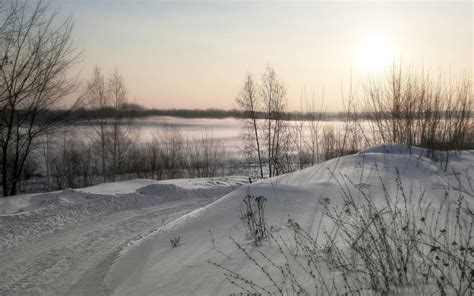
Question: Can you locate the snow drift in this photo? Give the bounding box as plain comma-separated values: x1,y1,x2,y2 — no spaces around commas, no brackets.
95,145,472,295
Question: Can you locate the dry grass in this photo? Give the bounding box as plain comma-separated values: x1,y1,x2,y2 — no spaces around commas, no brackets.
212,170,473,295
240,193,268,247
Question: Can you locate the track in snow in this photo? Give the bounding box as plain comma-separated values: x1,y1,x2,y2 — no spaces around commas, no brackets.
0,177,247,296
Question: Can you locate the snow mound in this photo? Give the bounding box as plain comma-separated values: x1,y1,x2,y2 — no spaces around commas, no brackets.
77,179,159,195
360,143,430,156
97,146,473,296
77,176,248,195
138,182,244,200
153,176,249,190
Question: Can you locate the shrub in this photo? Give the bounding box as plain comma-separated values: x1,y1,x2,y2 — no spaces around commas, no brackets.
240,194,268,246
170,236,181,248
363,66,473,153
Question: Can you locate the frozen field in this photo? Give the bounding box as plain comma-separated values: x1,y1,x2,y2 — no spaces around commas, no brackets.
0,144,473,295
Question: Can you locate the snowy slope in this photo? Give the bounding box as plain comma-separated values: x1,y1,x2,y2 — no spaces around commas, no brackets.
64,144,472,296
0,176,248,296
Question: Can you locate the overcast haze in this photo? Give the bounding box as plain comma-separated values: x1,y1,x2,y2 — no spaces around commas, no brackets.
54,0,473,111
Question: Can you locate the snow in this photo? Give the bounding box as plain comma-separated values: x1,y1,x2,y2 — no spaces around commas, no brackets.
90,146,474,295
0,193,42,216
77,177,241,195
1,145,473,295
0,176,248,296
76,179,159,195
360,143,431,156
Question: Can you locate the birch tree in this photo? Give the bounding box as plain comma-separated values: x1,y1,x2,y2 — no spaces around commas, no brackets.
236,74,264,178
261,67,288,177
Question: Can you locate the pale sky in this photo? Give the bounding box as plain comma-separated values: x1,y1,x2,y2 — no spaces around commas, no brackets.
54,0,473,111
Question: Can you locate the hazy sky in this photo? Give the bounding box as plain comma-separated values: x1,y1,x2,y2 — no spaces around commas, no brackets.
54,0,473,111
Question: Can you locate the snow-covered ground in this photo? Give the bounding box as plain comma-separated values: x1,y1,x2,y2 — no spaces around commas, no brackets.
0,176,248,295
1,145,473,295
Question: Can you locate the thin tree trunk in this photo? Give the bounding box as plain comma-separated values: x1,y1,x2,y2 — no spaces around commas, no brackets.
268,106,272,177
2,147,9,196
252,115,264,178
101,122,106,183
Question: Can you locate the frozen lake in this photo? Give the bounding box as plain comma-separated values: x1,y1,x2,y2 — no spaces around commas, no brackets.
130,116,243,143
68,116,359,155
71,116,243,152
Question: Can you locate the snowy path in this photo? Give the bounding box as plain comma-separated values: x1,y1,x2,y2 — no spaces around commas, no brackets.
0,199,210,295
0,177,248,296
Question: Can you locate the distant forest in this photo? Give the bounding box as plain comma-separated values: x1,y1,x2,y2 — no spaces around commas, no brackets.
38,104,473,124
33,104,346,123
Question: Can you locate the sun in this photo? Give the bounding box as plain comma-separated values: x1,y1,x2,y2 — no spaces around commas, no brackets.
357,35,398,72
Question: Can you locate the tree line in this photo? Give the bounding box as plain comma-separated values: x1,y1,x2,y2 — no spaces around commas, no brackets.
18,106,362,122
32,126,235,193
236,65,473,178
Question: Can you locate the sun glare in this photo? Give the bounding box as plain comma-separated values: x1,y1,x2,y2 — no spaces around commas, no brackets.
357,35,398,72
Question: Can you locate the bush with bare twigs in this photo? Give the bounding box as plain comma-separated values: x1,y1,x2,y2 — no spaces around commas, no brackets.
240,194,268,246
170,236,181,248
362,66,473,155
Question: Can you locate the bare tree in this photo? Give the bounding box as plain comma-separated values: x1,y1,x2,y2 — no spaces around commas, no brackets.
236,74,264,178
160,125,184,179
185,132,227,178
261,66,288,177
305,92,325,165
0,0,81,196
86,67,134,182
108,69,131,181
87,66,109,183
145,136,162,180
